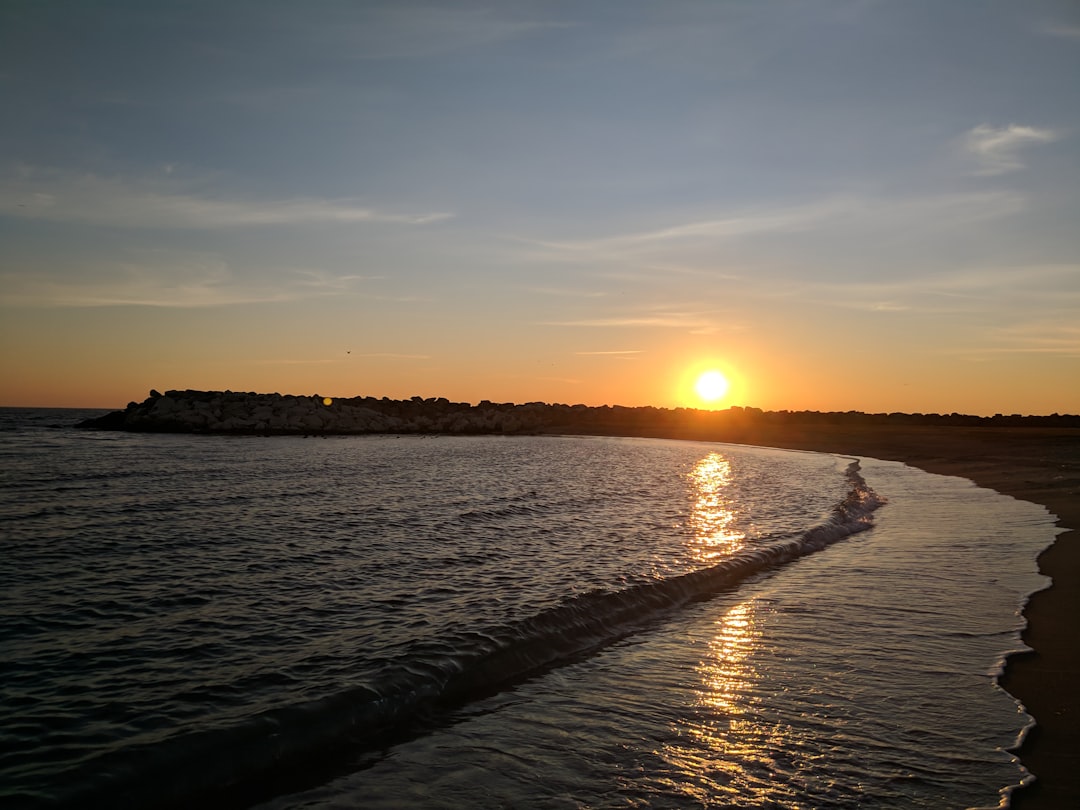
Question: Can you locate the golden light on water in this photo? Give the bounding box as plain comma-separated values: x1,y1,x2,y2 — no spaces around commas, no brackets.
659,599,779,805
655,461,790,804
688,453,745,562
697,601,756,715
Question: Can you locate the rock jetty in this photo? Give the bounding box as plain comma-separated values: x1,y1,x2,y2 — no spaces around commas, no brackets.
77,389,1080,437
78,389,580,435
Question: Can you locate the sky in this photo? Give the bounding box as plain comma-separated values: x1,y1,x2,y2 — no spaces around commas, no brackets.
1,0,1078,414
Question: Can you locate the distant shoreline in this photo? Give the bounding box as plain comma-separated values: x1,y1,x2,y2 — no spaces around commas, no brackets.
74,391,1080,806
76,389,1080,436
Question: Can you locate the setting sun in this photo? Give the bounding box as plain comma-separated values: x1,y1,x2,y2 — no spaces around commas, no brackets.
694,370,731,403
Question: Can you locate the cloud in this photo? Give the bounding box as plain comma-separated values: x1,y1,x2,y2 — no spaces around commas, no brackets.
534,376,584,386
327,8,573,60
527,201,842,255
522,192,1027,261
546,314,708,329
790,263,1080,315
985,322,1080,356
526,285,609,299
261,352,431,365
292,270,386,292
574,350,642,361
542,307,726,334
963,124,1060,175
1036,22,1080,40
345,352,430,359
0,252,381,308
259,358,342,366
942,320,1080,358
0,167,452,229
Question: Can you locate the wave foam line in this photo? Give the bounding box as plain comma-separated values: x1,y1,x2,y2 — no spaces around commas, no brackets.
44,461,884,810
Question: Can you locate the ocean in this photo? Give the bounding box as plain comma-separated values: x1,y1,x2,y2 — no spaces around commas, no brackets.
0,408,1058,809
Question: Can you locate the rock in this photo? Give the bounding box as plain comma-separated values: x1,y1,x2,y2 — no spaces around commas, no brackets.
76,410,128,430
77,388,558,436
300,414,325,431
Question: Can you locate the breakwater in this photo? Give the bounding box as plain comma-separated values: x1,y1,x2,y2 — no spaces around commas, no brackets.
76,389,1080,437
77,389,568,435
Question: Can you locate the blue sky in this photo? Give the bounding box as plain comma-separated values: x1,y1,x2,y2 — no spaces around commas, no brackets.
1,0,1078,412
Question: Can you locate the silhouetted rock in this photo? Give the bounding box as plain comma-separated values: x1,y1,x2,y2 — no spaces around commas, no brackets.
77,410,128,430
75,389,1080,436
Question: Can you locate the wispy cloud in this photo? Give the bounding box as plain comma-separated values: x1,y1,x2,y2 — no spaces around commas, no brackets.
546,314,710,329
0,253,383,308
259,352,431,365
1036,22,1080,40
0,167,452,229
293,269,386,291
330,9,572,60
943,321,1080,358
526,285,609,299
543,307,727,334
984,322,1080,356
963,124,1060,175
793,264,1080,314
259,358,342,366
522,192,1027,262
346,352,431,359
526,201,842,255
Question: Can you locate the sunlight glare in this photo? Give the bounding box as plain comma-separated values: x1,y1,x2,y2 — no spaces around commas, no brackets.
694,370,730,403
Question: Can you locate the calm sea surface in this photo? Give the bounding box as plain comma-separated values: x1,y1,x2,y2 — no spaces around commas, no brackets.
0,408,1057,808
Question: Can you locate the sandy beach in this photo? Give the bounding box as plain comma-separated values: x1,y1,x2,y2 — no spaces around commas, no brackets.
659,423,1080,809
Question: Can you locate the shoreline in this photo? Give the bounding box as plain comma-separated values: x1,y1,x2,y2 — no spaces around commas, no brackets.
67,398,1080,806
606,422,1079,809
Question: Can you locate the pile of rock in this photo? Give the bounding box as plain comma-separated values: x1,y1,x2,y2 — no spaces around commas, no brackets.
78,389,555,435
77,390,1080,437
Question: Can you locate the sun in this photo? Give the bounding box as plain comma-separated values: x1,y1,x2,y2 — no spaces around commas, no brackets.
694,370,730,403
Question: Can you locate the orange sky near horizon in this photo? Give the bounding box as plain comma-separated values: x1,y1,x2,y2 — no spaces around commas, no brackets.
2,303,1074,416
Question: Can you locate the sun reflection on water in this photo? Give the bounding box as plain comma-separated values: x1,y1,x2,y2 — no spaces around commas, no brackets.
648,452,842,805
697,601,756,716
647,453,802,804
688,453,745,563
658,598,788,806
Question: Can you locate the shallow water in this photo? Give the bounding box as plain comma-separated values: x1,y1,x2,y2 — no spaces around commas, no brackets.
255,458,1051,810
0,411,1056,808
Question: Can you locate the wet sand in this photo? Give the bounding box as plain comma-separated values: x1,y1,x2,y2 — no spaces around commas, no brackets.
649,423,1080,808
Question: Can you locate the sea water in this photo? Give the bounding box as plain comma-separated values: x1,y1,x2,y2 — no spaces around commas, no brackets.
0,409,1057,809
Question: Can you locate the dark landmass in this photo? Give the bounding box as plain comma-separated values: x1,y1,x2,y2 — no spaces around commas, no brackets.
78,389,1080,808
77,388,1080,436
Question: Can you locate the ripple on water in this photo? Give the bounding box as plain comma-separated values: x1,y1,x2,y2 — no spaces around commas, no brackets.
0,429,1054,809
